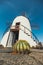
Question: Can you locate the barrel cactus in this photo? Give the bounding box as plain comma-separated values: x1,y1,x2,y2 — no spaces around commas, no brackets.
13,40,30,53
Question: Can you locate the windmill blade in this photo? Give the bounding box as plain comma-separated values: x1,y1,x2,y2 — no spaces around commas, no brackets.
21,11,26,16
2,21,12,37
28,18,40,30
31,24,39,29
23,13,40,30
6,21,12,26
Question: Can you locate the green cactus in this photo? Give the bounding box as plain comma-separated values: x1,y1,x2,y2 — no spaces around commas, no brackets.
13,40,30,53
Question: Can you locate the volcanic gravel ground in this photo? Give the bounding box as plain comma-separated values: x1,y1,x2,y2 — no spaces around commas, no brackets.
0,52,43,65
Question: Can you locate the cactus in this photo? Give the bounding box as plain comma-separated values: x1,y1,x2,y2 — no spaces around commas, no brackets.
13,40,30,53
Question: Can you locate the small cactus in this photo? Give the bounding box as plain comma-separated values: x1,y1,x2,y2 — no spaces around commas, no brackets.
13,40,30,53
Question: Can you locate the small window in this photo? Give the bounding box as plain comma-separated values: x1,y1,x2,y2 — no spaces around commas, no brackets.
16,22,20,25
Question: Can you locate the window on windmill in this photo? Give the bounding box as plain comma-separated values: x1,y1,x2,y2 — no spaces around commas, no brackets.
15,22,20,28
16,22,20,25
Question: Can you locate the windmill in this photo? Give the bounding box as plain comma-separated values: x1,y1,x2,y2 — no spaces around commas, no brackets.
2,20,39,41
2,19,39,37
2,20,39,44
1,14,40,47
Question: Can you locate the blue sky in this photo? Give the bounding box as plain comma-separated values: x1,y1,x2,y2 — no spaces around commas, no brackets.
0,0,43,42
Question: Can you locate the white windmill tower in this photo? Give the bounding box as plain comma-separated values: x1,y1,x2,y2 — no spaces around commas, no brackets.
0,16,39,47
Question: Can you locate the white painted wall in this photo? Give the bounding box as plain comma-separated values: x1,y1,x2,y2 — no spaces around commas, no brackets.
12,16,32,37
19,30,37,47
0,16,37,47
7,31,13,47
1,31,10,47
